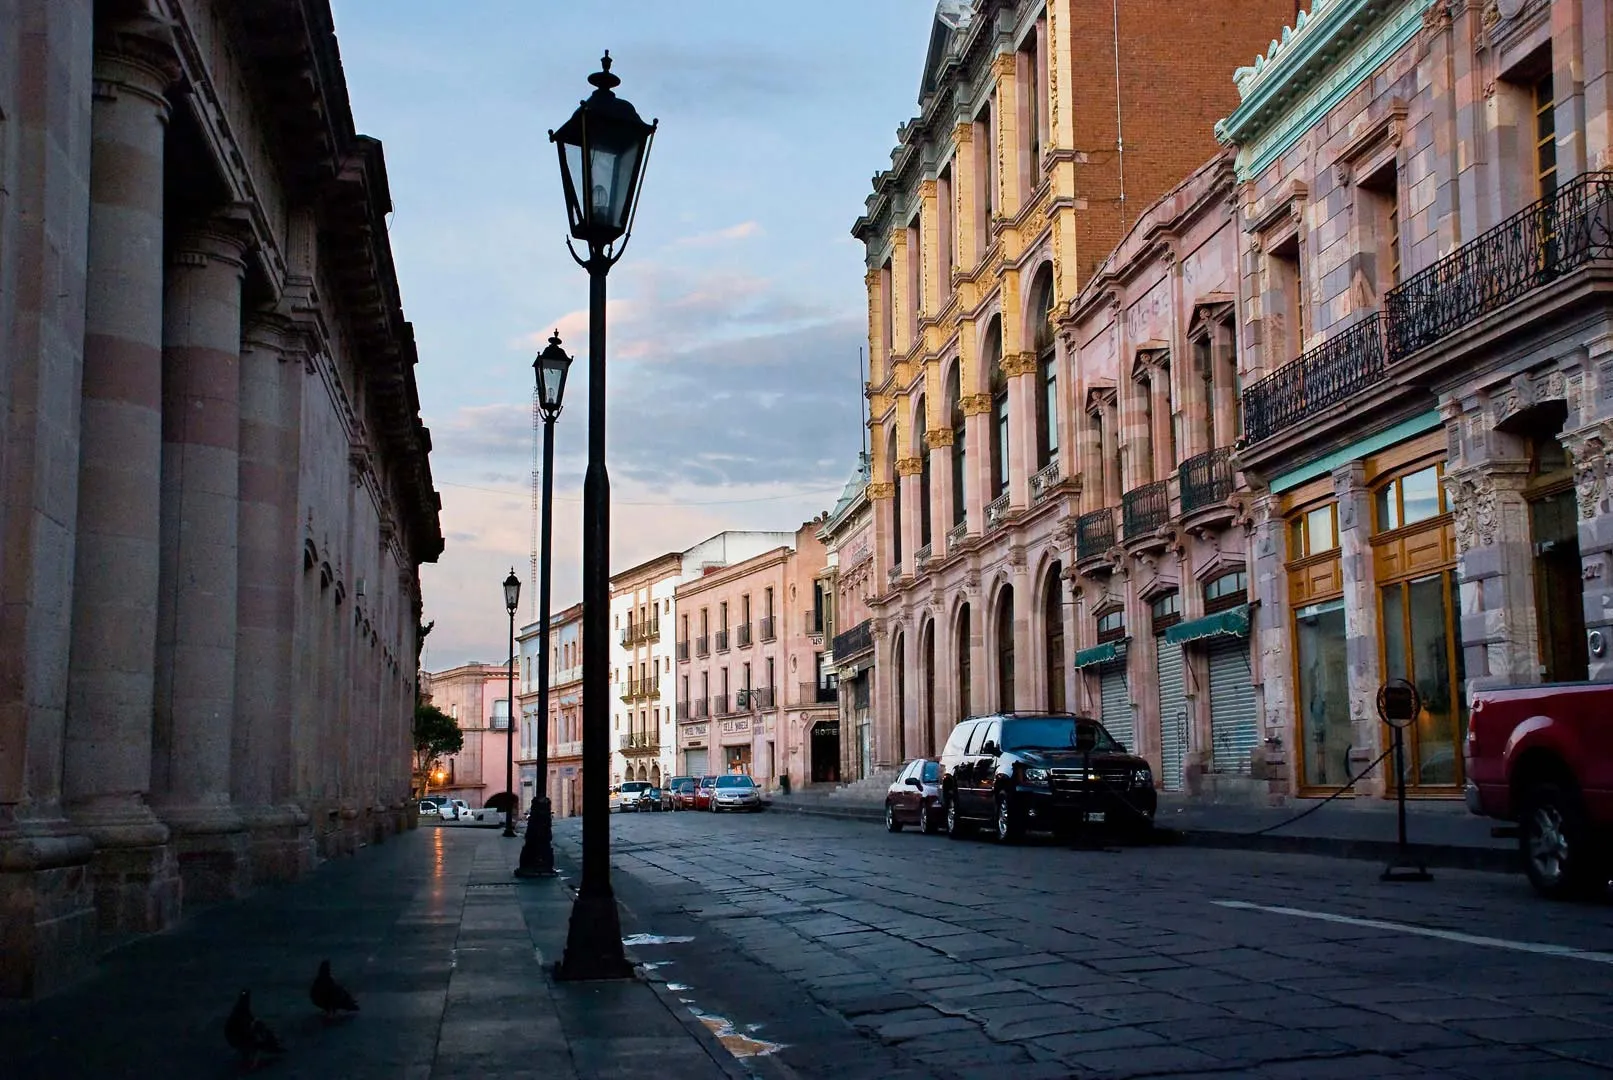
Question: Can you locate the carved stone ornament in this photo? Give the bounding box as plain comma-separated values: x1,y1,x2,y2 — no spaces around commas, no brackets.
1444,471,1499,555
1001,351,1039,378
925,427,955,449
867,481,897,500
1564,428,1611,520
961,393,993,416
895,456,924,477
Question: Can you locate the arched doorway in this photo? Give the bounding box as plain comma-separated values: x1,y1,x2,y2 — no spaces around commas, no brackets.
893,634,907,761
996,585,1015,711
651,763,661,787
922,620,936,755
1044,563,1065,712
811,720,841,782
956,603,972,723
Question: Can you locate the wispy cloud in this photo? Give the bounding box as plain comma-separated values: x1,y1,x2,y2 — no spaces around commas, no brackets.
676,220,763,247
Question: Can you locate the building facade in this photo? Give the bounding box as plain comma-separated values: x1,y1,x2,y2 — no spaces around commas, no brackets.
852,0,1297,780
819,455,879,782
516,602,583,818
421,664,516,810
0,0,442,996
1217,0,1613,799
673,528,834,787
610,554,680,787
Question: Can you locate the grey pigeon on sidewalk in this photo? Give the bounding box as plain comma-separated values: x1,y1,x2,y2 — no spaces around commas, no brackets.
225,990,285,1071
309,959,360,1020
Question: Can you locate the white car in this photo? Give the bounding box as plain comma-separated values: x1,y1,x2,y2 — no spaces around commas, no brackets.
611,781,652,812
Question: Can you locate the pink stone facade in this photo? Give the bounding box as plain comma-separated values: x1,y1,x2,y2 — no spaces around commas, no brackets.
674,523,836,789
517,602,584,819
0,0,441,998
421,665,518,810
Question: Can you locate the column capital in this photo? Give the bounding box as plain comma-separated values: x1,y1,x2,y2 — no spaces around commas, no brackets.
170,210,254,272
868,481,897,500
961,393,993,416
93,14,181,113
1001,351,1038,378
924,427,955,449
991,52,1017,80
895,456,923,477
953,122,973,145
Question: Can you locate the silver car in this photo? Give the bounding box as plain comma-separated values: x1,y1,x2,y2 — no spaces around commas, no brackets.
710,773,763,813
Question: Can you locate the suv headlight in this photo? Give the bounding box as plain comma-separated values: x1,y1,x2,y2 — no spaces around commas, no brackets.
1131,767,1151,787
1023,767,1049,784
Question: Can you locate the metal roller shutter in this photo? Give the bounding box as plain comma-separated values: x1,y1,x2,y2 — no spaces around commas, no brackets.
1099,661,1132,753
1208,638,1257,774
684,749,708,776
1155,634,1187,791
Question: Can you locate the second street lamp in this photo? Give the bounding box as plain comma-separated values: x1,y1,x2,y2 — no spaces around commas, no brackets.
551,51,656,983
516,332,572,879
502,568,521,837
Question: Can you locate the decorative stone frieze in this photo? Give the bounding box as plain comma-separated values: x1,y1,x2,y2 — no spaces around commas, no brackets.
1443,468,1500,555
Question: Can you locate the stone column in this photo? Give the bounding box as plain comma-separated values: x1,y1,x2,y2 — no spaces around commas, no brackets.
1248,494,1293,792
1447,462,1540,690
967,577,990,716
869,482,896,588
1563,420,1613,681
1334,463,1385,796
1011,556,1035,711
150,220,250,903
63,24,181,935
232,314,311,882
903,608,923,757
963,395,992,533
927,429,955,557
870,623,896,769
1005,352,1038,509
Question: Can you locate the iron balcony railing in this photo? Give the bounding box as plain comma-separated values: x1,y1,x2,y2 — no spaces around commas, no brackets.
1180,447,1234,513
617,681,633,702
1075,508,1115,561
1123,480,1170,537
736,685,776,709
676,640,689,661
693,697,708,719
759,615,776,641
1242,313,1387,445
1030,461,1062,503
624,731,659,751
797,681,838,706
639,618,660,644
710,693,730,716
618,628,631,647
985,492,1011,531
695,634,710,657
676,700,689,721
737,622,752,647
833,619,874,661
1386,170,1613,359
715,629,730,652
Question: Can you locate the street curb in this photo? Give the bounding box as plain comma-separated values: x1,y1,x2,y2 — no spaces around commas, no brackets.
770,799,1520,874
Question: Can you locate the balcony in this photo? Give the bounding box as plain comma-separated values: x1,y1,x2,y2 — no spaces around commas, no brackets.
1180,447,1234,515
676,700,689,721
617,681,634,702
1030,461,1062,504
914,543,932,569
710,693,730,716
1123,480,1170,538
947,520,967,546
1242,313,1387,444
693,697,709,719
1386,170,1613,359
796,681,838,706
887,564,902,585
622,730,660,753
1076,508,1116,562
695,634,710,658
803,610,825,637
639,618,660,644
676,639,689,662
985,491,1011,531
736,686,776,709
833,619,874,662
715,628,730,653
759,615,776,641
737,622,752,647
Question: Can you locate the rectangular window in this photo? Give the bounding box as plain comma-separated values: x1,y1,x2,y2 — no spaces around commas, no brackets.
1296,599,1350,788
879,262,894,361
907,221,923,334
1040,356,1058,467
1535,72,1557,198
1359,164,1401,295
938,166,954,280
1375,464,1444,532
975,103,993,248
1269,234,1305,360
1290,504,1339,559
1096,609,1125,642
492,699,510,731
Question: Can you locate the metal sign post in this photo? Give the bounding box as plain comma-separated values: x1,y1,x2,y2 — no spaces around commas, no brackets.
1377,678,1432,883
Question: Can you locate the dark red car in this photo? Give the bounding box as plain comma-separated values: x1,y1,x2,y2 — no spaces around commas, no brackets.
885,758,943,834
668,778,698,810
691,775,718,811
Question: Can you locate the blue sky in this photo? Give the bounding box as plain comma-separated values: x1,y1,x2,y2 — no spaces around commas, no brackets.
329,1,937,668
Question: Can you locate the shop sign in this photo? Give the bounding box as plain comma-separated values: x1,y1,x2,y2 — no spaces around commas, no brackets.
719,717,750,736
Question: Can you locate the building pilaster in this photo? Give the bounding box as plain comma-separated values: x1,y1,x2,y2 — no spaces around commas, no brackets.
927,428,956,556
1005,351,1038,510
1248,494,1292,792
897,456,924,574
1446,461,1539,691
962,394,992,535
1563,419,1613,681
1333,462,1385,795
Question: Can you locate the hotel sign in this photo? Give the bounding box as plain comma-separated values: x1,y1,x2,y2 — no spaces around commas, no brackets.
719,717,750,736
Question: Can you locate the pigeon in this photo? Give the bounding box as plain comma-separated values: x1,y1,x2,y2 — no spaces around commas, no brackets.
309,959,359,1020
225,990,285,1071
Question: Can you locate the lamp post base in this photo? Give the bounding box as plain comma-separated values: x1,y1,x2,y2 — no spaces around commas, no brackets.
554,889,634,981
514,798,557,878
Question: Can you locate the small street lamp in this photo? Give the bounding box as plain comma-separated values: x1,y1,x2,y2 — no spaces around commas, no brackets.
502,568,521,837
550,51,656,983
516,332,572,880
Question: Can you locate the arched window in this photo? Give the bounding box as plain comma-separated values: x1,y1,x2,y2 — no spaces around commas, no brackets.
916,399,932,547
996,585,1015,710
957,603,972,721
1031,266,1058,470
985,316,1007,498
947,364,965,527
922,621,936,756
893,634,907,760
1043,563,1065,712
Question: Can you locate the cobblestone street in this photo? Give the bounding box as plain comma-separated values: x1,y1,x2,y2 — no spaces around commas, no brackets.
580,811,1613,1079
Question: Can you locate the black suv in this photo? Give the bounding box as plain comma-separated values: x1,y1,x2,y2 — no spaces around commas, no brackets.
938,713,1156,842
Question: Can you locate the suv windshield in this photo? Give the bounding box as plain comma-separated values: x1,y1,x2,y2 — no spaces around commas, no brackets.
1001,717,1122,753
715,775,755,789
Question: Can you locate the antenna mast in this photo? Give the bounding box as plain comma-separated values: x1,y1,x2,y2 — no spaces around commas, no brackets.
529,384,540,621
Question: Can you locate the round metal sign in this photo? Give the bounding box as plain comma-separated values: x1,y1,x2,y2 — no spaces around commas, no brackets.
1376,678,1421,729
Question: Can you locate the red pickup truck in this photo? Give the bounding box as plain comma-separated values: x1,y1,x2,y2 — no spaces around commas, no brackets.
1465,682,1613,898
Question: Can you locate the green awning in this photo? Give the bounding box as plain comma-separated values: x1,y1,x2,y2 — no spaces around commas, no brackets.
1073,642,1121,669
1165,604,1251,646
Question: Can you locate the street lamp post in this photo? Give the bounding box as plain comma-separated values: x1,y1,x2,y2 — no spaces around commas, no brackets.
502,569,521,837
516,333,572,879
550,51,656,982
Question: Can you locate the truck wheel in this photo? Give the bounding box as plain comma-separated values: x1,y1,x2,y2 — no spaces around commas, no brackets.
945,794,969,840
995,791,1024,845
1520,782,1602,899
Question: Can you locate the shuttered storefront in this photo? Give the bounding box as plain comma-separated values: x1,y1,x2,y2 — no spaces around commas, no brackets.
1099,661,1132,753
1155,635,1187,791
1207,638,1257,774
683,749,708,776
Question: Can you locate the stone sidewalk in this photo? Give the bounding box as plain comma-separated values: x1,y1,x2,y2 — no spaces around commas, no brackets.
0,825,747,1079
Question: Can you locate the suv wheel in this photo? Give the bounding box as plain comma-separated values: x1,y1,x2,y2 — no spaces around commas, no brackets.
995,791,1024,844
1521,782,1601,899
945,795,967,840
885,801,903,833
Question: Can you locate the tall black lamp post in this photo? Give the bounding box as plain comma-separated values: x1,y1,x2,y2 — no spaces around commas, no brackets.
502,568,521,837
551,51,656,982
516,332,572,879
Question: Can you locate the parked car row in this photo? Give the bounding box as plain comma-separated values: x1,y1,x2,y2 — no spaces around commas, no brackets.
417,795,474,821
652,773,766,813
886,712,1157,844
